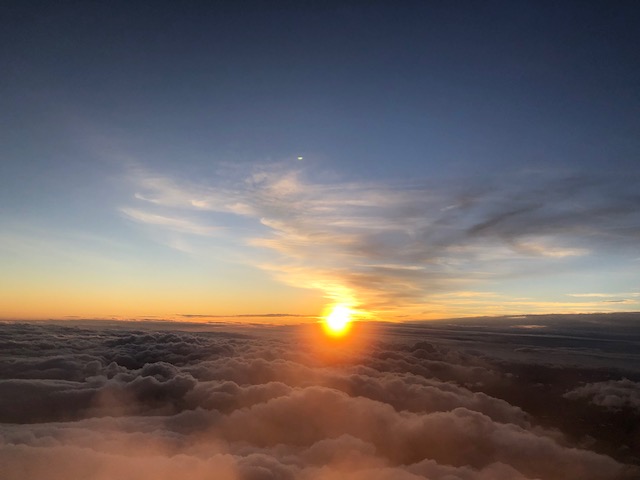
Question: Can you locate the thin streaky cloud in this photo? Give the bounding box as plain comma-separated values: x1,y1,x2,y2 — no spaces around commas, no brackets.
122,164,640,316
567,293,640,298
179,313,308,319
120,207,220,237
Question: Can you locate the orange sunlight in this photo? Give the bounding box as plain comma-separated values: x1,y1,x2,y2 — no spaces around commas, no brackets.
322,304,353,337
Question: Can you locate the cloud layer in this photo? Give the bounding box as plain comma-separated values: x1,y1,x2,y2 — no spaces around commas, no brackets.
1,317,639,479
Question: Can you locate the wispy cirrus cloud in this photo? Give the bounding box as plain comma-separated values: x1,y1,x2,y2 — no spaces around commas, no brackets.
120,163,640,317
121,207,220,236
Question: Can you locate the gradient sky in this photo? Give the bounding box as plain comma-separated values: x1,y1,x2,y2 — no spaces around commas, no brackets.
2,0,639,321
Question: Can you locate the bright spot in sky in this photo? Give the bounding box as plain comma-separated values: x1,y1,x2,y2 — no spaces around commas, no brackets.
297,156,304,160
323,305,352,336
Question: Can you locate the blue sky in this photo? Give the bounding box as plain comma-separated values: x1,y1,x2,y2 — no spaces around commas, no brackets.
1,1,639,320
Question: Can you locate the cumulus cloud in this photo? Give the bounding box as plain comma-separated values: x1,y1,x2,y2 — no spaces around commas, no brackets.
121,164,640,315
1,318,639,479
564,379,640,411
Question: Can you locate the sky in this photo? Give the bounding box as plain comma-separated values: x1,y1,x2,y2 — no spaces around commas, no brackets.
2,0,640,321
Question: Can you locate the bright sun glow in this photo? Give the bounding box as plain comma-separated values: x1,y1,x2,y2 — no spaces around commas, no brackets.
323,305,352,336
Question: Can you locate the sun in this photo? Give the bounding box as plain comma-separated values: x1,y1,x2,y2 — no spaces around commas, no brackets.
323,305,353,337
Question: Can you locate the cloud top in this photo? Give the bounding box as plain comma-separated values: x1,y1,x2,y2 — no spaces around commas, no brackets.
1,319,639,479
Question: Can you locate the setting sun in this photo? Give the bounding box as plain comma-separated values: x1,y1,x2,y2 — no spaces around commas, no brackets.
323,305,353,336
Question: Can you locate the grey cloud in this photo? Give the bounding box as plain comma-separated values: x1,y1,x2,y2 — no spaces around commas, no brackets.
461,174,640,250
0,379,97,423
564,378,640,411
